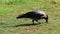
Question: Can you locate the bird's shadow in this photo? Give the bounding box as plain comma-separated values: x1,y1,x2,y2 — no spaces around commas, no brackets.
14,23,40,27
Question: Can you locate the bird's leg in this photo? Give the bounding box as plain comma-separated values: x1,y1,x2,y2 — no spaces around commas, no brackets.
32,20,35,24
35,20,38,22
35,20,41,24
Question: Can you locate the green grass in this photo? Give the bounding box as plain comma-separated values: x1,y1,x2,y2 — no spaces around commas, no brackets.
0,0,60,34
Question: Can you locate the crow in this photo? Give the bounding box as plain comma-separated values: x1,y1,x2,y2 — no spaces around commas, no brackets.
17,10,48,24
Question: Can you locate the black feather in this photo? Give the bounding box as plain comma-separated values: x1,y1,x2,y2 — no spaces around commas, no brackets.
17,11,48,24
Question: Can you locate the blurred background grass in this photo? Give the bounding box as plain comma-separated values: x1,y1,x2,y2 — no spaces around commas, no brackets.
0,0,60,34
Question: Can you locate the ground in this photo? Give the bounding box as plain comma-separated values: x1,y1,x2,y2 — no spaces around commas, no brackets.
0,0,60,34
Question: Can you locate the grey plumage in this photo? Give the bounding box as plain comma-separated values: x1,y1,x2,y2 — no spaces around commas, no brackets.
17,10,48,24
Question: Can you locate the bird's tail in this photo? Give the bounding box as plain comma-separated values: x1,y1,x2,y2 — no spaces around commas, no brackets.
17,14,26,19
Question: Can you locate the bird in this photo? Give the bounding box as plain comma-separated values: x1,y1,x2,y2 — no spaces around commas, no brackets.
17,10,48,24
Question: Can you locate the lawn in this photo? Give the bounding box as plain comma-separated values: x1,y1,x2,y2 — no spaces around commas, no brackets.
0,0,60,34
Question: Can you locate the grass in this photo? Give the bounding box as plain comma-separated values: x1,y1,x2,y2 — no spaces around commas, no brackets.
0,0,60,34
